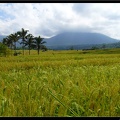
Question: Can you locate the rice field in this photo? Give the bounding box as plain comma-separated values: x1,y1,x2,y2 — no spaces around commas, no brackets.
0,49,120,116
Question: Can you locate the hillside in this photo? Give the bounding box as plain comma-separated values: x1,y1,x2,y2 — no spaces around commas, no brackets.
44,32,119,46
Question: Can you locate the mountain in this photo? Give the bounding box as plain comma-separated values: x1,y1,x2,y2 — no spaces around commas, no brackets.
0,32,119,50
44,32,119,47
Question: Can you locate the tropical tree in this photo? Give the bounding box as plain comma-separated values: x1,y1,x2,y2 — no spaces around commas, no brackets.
17,28,29,55
8,33,20,54
2,36,13,50
33,36,46,55
25,34,34,55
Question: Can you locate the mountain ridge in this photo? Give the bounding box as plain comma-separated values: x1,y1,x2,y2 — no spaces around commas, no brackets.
44,32,119,47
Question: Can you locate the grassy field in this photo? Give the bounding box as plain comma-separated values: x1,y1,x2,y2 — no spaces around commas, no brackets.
0,49,120,116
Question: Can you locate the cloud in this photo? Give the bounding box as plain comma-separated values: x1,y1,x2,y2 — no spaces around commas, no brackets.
0,3,120,40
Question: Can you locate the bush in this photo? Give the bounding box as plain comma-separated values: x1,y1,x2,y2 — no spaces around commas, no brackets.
0,42,12,57
13,51,22,56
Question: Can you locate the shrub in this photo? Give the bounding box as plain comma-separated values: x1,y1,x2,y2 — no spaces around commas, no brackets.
0,42,12,57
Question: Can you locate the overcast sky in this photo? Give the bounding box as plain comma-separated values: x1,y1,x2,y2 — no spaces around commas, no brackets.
1,3,120,40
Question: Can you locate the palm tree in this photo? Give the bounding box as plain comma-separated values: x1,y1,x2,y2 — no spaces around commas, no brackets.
34,36,46,55
2,36,13,50
17,28,29,55
9,33,20,53
25,34,34,55
2,36,14,56
2,37,9,46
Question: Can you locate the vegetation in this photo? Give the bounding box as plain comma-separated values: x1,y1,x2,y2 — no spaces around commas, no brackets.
2,28,47,56
33,36,46,55
17,28,29,55
0,49,120,116
9,33,20,55
24,34,34,55
0,42,12,57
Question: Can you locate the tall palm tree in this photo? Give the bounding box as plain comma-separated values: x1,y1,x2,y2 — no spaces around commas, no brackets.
2,36,13,50
17,28,29,55
9,33,20,53
34,36,46,55
25,34,34,55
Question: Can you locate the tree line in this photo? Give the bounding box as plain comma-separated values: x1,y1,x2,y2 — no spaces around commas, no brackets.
2,28,47,56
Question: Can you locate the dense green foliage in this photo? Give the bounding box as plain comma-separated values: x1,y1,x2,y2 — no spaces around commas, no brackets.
0,49,120,116
2,28,47,56
0,42,12,57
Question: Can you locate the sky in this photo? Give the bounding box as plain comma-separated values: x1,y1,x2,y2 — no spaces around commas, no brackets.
1,3,120,40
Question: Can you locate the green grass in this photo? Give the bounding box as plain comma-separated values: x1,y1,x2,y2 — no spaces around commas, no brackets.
0,49,120,116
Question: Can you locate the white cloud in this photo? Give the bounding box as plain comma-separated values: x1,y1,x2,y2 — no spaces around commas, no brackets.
0,3,120,40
